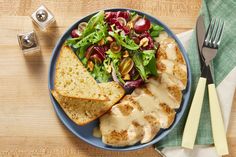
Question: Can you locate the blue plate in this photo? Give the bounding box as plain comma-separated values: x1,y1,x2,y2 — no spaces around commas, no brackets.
48,8,192,151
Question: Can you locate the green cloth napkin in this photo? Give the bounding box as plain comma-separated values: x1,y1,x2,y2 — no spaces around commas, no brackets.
155,0,236,149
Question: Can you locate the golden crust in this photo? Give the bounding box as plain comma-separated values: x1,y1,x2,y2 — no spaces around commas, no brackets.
54,45,108,101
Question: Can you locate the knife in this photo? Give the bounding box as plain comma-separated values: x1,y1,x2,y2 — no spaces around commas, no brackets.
182,15,207,149
196,15,205,71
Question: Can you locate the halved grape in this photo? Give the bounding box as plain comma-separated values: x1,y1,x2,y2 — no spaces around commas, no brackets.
110,42,121,53
78,22,88,32
134,18,151,33
119,57,134,75
71,29,81,38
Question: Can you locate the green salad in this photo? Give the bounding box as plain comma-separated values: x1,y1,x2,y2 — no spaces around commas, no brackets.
66,10,165,90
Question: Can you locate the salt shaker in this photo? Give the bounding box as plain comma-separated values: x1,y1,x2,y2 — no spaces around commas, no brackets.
31,5,55,31
17,31,40,55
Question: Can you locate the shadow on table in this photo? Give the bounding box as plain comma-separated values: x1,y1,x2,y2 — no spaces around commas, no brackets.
23,52,46,77
33,21,61,50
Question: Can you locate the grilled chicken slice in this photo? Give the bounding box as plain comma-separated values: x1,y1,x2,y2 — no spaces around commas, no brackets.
143,78,183,109
158,72,186,90
132,86,176,128
157,37,186,65
156,37,187,89
100,95,155,147
157,59,187,89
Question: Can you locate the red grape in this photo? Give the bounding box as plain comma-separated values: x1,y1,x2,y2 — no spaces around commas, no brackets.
71,29,80,38
134,18,151,33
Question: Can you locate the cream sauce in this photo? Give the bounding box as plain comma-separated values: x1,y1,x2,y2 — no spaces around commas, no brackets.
160,72,185,90
93,127,102,138
147,78,178,109
100,78,179,144
160,59,174,74
166,42,177,60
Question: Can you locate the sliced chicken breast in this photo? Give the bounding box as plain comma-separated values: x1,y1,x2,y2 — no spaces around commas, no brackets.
157,59,187,88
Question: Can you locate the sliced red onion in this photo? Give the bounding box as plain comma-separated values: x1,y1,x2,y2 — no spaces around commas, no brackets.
124,79,144,90
105,11,130,21
71,29,80,38
105,11,130,35
93,46,106,61
85,45,95,59
117,17,127,26
130,67,140,80
90,54,102,64
111,64,120,83
108,18,130,35
105,12,116,20
117,11,130,19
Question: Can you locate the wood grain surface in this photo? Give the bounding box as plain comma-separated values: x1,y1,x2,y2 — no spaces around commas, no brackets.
0,0,235,156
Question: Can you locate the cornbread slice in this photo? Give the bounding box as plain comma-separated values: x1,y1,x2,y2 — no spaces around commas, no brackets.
52,82,125,125
54,45,107,101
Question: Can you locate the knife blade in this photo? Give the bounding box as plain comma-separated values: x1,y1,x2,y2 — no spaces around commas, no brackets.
196,15,206,71
196,15,215,80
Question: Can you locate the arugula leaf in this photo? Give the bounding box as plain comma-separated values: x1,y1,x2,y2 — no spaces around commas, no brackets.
81,57,88,65
130,11,137,17
103,57,111,73
132,52,147,81
145,57,157,76
109,31,139,50
152,24,164,31
142,50,155,66
105,49,121,60
91,64,111,83
150,24,164,37
75,45,89,59
73,24,107,49
82,11,105,38
66,37,79,46
66,11,105,46
142,50,157,76
150,31,160,37
104,49,124,84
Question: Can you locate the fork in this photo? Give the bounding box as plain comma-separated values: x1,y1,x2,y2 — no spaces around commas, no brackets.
202,18,228,155
202,18,224,66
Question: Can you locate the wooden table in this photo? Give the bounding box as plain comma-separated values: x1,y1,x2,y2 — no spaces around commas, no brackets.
0,0,235,156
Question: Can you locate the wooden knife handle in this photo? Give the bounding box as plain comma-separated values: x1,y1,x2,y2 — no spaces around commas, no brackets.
182,77,206,149
208,84,229,155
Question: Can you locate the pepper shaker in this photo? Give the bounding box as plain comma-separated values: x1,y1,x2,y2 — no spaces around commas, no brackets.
31,5,55,31
17,31,40,55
